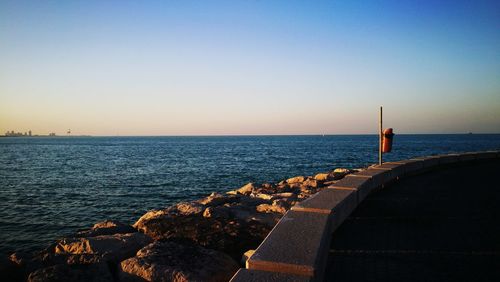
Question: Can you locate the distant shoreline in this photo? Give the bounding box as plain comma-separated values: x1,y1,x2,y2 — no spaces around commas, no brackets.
0,135,92,138
2,133,500,138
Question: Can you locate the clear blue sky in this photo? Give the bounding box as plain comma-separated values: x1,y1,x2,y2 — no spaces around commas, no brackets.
1,0,499,135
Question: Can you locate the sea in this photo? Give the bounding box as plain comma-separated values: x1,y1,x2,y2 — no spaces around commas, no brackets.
1,134,500,256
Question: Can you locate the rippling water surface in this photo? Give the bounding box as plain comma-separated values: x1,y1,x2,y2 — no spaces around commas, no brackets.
1,134,499,255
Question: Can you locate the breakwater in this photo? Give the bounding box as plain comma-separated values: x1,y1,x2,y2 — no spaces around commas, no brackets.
1,167,355,282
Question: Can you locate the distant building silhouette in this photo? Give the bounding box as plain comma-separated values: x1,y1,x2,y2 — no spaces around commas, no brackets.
4,129,61,137
5,130,25,137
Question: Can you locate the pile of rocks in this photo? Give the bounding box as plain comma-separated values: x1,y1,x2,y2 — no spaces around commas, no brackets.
2,168,353,282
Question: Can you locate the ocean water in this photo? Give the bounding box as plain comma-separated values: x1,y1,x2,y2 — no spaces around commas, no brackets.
1,134,500,255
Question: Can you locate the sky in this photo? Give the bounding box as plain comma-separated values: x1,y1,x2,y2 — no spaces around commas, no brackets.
1,0,499,136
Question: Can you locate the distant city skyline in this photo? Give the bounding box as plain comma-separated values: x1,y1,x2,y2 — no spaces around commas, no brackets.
1,0,499,136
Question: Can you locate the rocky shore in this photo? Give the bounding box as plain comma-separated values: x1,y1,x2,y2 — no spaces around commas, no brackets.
1,168,355,282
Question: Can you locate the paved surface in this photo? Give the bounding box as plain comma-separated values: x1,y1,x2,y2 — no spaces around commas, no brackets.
325,160,500,282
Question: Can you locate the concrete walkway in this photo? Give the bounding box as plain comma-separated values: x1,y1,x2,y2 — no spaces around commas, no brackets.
325,160,500,281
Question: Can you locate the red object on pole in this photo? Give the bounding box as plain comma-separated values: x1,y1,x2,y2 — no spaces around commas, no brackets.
382,128,394,153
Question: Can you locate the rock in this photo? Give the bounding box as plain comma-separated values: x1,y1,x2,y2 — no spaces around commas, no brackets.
236,183,255,195
272,199,291,210
119,241,239,282
299,184,313,193
256,204,273,213
27,263,112,282
314,173,330,181
273,196,296,206
245,210,280,227
133,203,277,260
297,193,309,200
256,203,287,214
9,250,53,277
133,202,209,233
259,183,276,194
251,193,273,200
333,168,351,174
197,193,239,206
54,232,152,264
261,183,274,190
272,192,295,199
9,252,29,266
302,178,319,188
256,199,290,215
330,168,352,179
206,203,280,227
286,176,305,184
133,209,167,229
238,196,268,206
174,202,204,216
276,183,292,193
76,220,135,237
203,206,230,219
241,250,255,265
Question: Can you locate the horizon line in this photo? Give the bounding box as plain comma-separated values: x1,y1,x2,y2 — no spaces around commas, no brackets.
3,132,500,138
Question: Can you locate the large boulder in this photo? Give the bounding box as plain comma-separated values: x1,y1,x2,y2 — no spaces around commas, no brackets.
203,203,280,226
272,192,296,199
237,196,268,206
75,221,136,237
53,232,152,264
197,193,240,206
313,168,352,182
302,178,319,188
235,183,256,195
331,168,353,179
251,193,273,200
314,173,330,181
119,241,239,282
133,202,278,260
256,203,287,214
27,263,113,282
173,202,205,216
286,176,305,184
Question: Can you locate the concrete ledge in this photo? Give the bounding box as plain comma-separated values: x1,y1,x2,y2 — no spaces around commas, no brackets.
459,152,477,162
410,156,440,169
370,163,406,179
230,269,311,282
291,189,357,231
246,210,331,279
435,153,460,165
474,151,498,160
327,176,374,204
347,168,395,188
386,159,424,176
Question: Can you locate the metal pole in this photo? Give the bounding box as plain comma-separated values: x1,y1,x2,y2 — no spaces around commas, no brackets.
379,106,383,165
